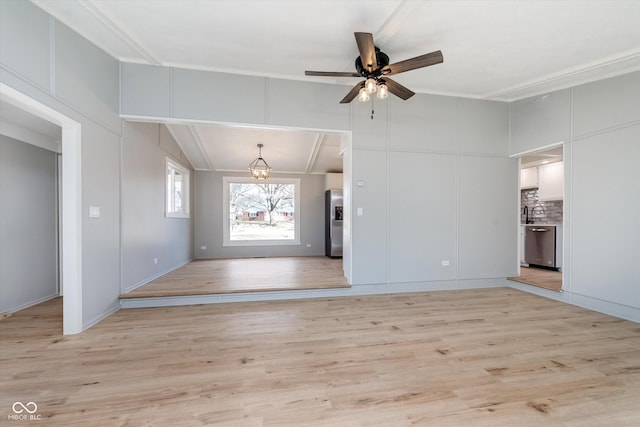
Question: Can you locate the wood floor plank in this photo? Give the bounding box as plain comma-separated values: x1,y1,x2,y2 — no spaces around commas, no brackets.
2,289,639,426
508,266,562,291
121,257,349,298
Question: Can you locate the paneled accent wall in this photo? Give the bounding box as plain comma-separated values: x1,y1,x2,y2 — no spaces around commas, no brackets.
1,0,122,329
510,70,640,322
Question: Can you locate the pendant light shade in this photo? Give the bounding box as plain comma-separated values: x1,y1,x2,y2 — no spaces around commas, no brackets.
376,82,389,99
357,86,370,102
249,143,271,180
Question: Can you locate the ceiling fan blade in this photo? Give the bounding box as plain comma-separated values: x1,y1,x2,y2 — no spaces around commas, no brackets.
383,50,443,75
354,32,376,73
340,82,363,104
382,78,415,100
305,70,360,77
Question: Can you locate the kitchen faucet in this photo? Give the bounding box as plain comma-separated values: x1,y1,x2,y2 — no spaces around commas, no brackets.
523,206,532,224
523,205,543,224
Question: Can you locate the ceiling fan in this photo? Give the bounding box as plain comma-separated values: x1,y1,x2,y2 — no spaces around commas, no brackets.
305,32,443,104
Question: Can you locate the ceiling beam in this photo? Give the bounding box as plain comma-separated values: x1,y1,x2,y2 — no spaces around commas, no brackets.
305,134,324,174
188,126,215,171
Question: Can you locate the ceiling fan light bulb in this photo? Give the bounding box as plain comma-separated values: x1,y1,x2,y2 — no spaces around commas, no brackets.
365,78,377,94
376,83,389,99
357,87,370,102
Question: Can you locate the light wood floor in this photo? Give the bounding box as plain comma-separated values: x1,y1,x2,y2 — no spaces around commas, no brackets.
508,266,563,292
2,289,639,426
121,256,349,299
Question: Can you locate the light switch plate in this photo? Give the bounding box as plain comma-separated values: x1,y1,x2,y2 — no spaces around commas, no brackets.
89,206,100,218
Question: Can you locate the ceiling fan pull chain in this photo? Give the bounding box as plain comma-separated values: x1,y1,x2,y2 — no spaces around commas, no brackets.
371,96,375,120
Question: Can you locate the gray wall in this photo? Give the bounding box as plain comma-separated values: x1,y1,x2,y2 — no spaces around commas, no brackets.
510,71,640,321
121,122,194,291
349,96,517,286
122,63,518,291
1,0,121,327
1,2,192,328
0,135,57,312
194,171,325,258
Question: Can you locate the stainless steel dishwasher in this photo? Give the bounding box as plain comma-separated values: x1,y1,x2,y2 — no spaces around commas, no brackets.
525,226,557,268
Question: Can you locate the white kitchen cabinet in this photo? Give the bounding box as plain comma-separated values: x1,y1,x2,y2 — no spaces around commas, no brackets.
538,161,564,200
520,167,538,189
325,173,343,191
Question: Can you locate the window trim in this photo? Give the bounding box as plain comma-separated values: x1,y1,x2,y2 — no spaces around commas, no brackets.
223,176,301,247
165,158,190,218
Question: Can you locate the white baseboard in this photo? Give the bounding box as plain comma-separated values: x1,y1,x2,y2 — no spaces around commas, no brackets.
83,302,120,330
122,259,193,293
507,280,640,323
3,293,59,314
120,278,510,309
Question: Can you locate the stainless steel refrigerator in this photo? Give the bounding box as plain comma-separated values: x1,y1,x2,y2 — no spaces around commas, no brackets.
325,189,343,258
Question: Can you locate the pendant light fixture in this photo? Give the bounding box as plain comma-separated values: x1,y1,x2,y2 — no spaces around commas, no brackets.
249,143,271,180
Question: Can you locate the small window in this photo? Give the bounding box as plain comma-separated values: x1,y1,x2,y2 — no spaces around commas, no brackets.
166,158,190,218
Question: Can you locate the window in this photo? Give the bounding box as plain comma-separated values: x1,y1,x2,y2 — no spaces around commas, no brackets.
223,177,300,246
166,158,190,218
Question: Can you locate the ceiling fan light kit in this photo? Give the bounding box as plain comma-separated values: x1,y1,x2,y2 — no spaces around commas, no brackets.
248,143,272,180
305,32,443,109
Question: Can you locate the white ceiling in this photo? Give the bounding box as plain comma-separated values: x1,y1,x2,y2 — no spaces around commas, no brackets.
27,0,640,173
521,146,563,168
163,122,343,173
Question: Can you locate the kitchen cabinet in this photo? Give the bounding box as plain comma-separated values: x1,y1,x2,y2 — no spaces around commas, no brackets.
520,167,538,189
538,161,564,200
325,173,343,191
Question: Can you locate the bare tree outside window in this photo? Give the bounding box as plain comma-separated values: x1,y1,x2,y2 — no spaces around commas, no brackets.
229,182,296,241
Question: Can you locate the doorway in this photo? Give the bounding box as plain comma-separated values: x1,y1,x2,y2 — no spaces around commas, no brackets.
0,84,83,334
511,145,564,292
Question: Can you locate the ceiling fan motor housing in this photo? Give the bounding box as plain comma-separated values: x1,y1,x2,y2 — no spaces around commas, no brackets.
355,47,390,77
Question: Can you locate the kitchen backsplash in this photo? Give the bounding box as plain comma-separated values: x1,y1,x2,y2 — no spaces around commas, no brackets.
521,188,563,224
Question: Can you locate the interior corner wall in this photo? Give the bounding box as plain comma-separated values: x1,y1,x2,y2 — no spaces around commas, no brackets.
0,135,58,312
194,171,325,259
509,71,640,322
1,0,121,329
121,122,194,292
121,62,517,290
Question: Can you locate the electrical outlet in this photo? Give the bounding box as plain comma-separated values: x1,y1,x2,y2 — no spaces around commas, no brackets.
306,244,311,248
201,246,207,250
153,258,158,264
442,260,450,266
